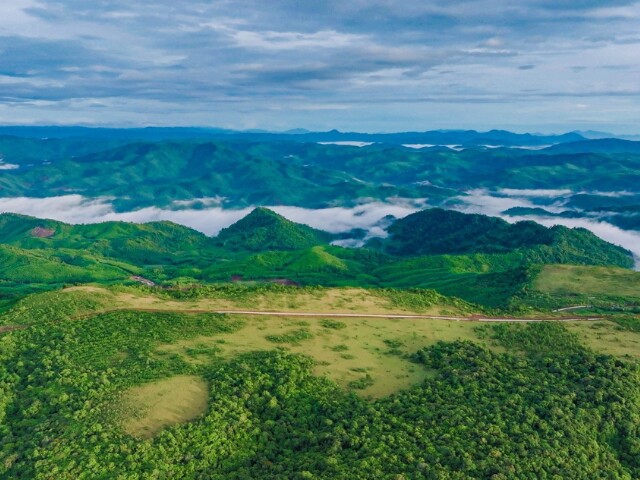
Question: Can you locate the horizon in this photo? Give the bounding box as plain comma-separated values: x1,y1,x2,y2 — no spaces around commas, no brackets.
0,124,638,137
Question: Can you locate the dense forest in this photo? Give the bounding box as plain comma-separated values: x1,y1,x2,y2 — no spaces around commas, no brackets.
1,308,638,478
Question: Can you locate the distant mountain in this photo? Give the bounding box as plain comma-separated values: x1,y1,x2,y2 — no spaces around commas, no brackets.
502,207,582,219
246,129,585,147
1,140,428,210
0,126,586,146
3,134,640,211
214,207,333,251
542,138,640,154
373,208,633,267
573,130,618,139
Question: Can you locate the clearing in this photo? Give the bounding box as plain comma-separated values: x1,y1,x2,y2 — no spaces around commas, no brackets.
533,265,640,297
565,320,640,359
119,375,209,439
155,314,492,399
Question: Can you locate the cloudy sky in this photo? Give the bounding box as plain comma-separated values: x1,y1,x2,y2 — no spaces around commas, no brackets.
1,1,639,132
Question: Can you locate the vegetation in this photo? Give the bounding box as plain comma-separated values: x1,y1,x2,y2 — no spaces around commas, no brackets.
0,304,638,478
376,208,633,268
0,208,635,311
265,328,314,344
215,207,333,251
0,156,638,478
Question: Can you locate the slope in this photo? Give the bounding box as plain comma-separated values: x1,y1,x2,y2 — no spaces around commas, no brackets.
0,213,217,265
375,208,634,267
214,207,333,251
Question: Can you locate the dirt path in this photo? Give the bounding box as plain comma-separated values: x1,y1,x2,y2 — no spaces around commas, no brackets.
0,325,27,333
68,307,603,323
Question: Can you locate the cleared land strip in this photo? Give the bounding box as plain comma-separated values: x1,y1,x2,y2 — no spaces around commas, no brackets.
67,307,603,323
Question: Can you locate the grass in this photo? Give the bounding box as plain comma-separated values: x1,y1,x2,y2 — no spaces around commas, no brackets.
1,284,477,327
565,320,640,360
534,265,640,297
155,314,489,398
265,328,314,344
119,375,209,439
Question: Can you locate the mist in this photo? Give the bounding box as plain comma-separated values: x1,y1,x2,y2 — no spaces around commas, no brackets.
0,195,423,237
455,190,640,268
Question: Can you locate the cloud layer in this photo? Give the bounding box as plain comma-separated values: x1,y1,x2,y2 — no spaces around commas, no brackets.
455,189,640,268
0,195,422,237
1,1,640,132
1,194,638,269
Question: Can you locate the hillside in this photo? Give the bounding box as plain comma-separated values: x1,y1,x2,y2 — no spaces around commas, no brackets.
0,213,216,265
0,135,639,213
374,208,634,267
214,207,333,251
0,209,636,309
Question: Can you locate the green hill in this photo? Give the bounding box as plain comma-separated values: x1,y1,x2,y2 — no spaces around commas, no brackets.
0,213,216,265
214,207,333,251
375,208,634,268
0,210,635,309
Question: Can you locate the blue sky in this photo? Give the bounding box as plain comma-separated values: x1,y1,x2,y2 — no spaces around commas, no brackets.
1,0,639,133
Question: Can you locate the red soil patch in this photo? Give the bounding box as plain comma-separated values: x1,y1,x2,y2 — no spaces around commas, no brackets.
30,227,55,238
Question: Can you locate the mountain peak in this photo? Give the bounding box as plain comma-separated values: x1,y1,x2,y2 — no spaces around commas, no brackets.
215,208,333,251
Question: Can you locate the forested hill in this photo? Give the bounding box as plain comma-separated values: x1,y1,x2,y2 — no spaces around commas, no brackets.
0,213,212,265
214,207,333,251
374,208,634,267
1,133,639,213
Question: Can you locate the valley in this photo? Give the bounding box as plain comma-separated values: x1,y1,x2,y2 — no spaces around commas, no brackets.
0,129,639,479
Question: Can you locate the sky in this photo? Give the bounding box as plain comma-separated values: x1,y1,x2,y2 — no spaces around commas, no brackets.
1,1,639,133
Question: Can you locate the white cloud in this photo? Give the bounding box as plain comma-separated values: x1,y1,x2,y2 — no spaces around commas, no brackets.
0,195,424,237
231,29,366,51
269,200,425,234
317,141,374,147
0,163,19,170
455,190,640,268
460,189,567,215
498,188,573,198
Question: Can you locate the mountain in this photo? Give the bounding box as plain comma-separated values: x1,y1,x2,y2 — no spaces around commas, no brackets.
214,207,333,251
373,208,634,267
0,213,214,265
0,126,586,146
542,138,640,154
0,209,636,309
1,140,421,210
2,134,640,213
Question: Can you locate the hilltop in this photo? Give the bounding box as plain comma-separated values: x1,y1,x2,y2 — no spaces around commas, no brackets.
372,208,634,268
215,207,333,251
0,208,634,309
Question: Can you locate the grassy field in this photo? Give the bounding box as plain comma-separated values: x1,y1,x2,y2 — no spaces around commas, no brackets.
565,320,640,359
533,264,640,297
5,282,639,440
155,314,490,399
1,284,475,326
119,375,209,439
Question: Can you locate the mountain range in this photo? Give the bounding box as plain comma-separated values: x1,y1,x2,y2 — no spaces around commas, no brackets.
0,207,633,308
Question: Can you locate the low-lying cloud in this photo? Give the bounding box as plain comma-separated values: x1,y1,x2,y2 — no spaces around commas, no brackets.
0,195,424,237
1,193,638,268
0,162,20,170
455,190,640,268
